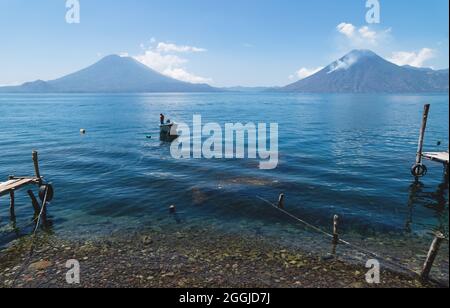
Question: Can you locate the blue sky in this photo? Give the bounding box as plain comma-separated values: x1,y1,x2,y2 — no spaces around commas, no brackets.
0,0,448,87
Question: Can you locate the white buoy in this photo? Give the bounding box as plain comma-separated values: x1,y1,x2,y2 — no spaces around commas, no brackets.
80,129,86,134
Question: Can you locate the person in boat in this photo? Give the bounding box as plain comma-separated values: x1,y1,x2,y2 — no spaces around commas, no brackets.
160,114,165,125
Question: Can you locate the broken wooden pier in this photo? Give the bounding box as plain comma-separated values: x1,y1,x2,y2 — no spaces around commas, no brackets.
0,151,53,220
411,104,449,181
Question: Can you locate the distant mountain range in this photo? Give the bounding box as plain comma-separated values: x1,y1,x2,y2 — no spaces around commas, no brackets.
221,86,278,92
0,50,448,94
282,50,449,93
0,55,218,93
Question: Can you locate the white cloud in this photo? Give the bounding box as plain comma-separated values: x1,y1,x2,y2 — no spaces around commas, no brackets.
156,42,207,53
358,26,377,43
135,50,187,72
134,40,211,84
335,22,440,69
337,23,356,38
163,68,211,84
290,67,323,80
336,22,391,47
388,48,435,67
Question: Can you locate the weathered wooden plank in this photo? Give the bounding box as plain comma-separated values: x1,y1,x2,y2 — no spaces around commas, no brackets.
423,152,449,164
27,190,41,215
32,151,42,184
10,189,15,217
0,178,37,197
421,232,445,281
416,104,431,165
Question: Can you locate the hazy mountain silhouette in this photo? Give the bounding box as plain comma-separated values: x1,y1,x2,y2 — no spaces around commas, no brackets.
0,55,218,93
282,50,449,93
2,51,448,94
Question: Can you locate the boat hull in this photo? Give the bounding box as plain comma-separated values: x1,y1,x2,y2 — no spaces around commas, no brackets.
160,123,179,141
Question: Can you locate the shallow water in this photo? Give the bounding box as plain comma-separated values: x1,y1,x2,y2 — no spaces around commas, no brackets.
0,93,448,277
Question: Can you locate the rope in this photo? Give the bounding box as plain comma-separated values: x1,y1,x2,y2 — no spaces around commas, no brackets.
257,196,338,241
0,184,50,238
33,188,49,234
256,195,423,277
10,186,49,288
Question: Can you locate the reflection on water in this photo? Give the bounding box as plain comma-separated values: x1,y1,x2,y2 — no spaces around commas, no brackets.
0,207,54,247
406,178,449,236
160,132,179,143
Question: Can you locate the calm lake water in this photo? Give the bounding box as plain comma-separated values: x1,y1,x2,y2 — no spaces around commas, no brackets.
0,93,448,276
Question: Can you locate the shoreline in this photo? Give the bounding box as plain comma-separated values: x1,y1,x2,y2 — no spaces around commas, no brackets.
0,226,443,288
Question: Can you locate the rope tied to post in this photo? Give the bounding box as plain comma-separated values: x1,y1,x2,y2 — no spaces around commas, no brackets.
255,195,438,280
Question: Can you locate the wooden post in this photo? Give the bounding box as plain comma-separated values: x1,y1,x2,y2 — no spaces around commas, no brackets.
9,189,15,218
444,163,449,183
416,104,430,165
332,215,339,245
277,193,285,209
27,190,41,216
32,151,42,184
421,232,445,281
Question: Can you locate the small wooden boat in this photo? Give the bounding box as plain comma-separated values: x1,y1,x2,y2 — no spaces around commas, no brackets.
160,122,179,141
160,123,176,135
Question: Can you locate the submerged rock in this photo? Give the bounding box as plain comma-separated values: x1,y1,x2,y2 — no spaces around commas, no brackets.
29,260,52,271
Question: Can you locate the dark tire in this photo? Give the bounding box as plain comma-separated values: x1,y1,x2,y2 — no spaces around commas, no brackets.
39,184,54,202
411,164,428,177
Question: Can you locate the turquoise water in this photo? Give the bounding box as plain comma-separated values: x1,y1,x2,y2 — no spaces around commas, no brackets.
0,93,448,269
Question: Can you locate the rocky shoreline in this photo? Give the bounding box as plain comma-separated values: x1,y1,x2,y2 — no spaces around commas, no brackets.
0,226,442,288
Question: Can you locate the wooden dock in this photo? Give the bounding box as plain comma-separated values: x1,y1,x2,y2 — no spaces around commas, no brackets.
0,178,40,197
1,151,53,219
422,152,449,165
411,104,449,180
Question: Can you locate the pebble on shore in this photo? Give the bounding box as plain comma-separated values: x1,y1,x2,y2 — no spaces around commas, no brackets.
0,227,443,289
